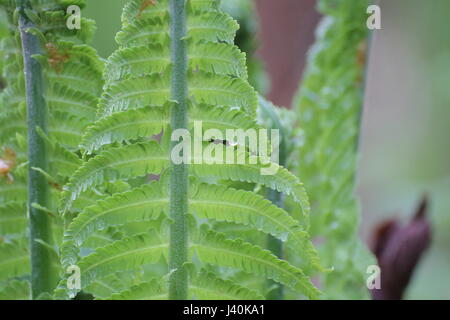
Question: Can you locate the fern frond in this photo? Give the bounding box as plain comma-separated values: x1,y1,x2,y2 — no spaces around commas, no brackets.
105,44,171,83
0,280,30,300
48,142,83,178
102,270,264,300
74,233,168,293
191,147,310,220
187,10,238,44
189,43,247,79
84,273,137,299
63,139,309,221
105,42,246,83
105,279,168,300
97,71,256,118
81,106,169,154
191,184,320,269
0,0,103,299
116,15,168,47
0,178,27,202
45,62,102,96
117,10,237,47
121,0,220,26
81,104,257,154
52,42,104,74
0,202,27,236
188,72,256,117
48,112,91,150
192,231,320,299
190,270,264,300
1,94,96,151
60,179,317,271
294,0,374,299
61,141,168,210
0,240,30,281
97,73,170,117
57,0,320,300
46,83,98,120
65,229,318,299
61,182,166,268
39,10,96,43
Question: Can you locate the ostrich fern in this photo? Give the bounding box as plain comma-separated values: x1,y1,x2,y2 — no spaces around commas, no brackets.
56,0,321,300
295,0,375,299
0,0,326,301
0,0,102,299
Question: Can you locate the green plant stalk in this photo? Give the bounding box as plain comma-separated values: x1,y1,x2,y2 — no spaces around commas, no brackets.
266,190,284,300
260,98,288,299
168,0,189,300
16,0,54,298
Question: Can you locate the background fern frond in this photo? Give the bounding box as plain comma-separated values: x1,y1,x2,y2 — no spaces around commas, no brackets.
294,0,375,299
0,0,103,299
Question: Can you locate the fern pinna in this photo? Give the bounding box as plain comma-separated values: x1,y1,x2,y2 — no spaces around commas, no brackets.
57,0,321,300
0,0,102,299
295,0,375,299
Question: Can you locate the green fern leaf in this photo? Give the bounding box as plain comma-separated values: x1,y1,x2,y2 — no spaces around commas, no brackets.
192,231,320,299
0,280,30,300
190,270,264,300
0,202,27,236
190,147,310,220
105,42,246,83
61,141,168,210
190,184,320,270
0,240,30,281
105,279,168,300
61,182,166,268
75,233,167,291
57,0,320,300
81,104,257,154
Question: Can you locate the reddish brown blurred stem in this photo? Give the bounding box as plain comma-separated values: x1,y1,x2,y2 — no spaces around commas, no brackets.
370,197,431,300
254,0,320,108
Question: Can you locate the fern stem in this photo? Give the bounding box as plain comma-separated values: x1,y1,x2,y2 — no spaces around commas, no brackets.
259,97,287,300
168,0,189,300
266,190,284,300
16,0,55,298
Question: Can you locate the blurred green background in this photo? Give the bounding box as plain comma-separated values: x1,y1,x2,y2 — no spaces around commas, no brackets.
358,0,450,299
84,0,128,58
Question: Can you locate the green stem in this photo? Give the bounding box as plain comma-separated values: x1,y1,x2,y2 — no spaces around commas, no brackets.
168,0,188,300
266,190,284,300
259,98,287,299
16,0,54,298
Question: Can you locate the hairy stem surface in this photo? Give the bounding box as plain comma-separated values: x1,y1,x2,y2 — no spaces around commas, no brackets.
16,0,55,299
168,0,189,300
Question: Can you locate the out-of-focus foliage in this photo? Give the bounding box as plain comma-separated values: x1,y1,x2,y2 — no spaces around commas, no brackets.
0,0,103,299
358,0,450,299
258,97,301,173
294,0,375,299
220,0,267,94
